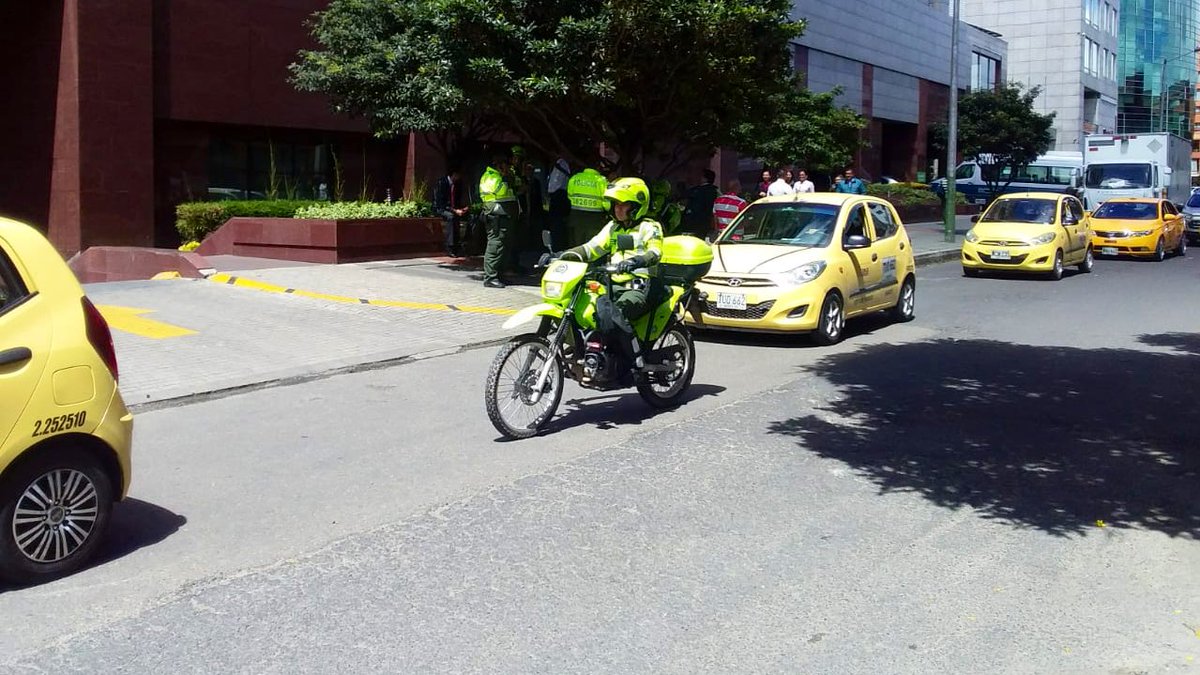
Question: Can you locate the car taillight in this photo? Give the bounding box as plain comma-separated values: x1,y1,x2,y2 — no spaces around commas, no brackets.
82,297,119,382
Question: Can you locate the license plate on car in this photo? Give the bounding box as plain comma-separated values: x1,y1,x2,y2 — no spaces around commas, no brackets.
1102,247,1118,256
716,293,747,310
990,249,1010,260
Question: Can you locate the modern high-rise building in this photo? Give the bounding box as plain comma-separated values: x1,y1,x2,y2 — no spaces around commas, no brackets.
1116,0,1200,137
960,0,1120,153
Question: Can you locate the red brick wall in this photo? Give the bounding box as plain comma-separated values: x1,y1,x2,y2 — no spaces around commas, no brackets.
153,0,364,132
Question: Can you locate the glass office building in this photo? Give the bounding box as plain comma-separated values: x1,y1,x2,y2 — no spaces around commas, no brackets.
1117,0,1200,135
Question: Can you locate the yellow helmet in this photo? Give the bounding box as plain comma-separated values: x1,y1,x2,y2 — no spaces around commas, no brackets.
604,177,651,220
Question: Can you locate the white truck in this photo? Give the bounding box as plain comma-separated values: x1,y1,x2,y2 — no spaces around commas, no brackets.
1080,133,1192,210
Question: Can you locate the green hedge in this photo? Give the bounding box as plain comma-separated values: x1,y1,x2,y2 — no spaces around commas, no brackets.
175,199,321,243
866,183,966,207
292,200,432,219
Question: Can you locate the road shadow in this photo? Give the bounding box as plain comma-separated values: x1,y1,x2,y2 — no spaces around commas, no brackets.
0,498,185,592
495,383,726,441
963,268,1088,281
767,336,1200,539
693,312,898,349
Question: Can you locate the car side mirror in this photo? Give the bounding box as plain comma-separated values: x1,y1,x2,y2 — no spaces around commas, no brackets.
844,234,870,250
970,215,980,223
615,234,635,251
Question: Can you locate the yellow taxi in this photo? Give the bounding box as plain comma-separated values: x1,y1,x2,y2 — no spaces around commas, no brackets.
1089,197,1187,261
687,194,917,345
0,217,132,585
961,192,1094,280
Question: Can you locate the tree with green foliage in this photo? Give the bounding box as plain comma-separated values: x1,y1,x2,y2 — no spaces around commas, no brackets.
730,80,866,173
956,83,1056,202
291,0,860,176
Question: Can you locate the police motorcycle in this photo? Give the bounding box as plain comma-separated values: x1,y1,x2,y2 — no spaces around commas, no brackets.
484,232,713,440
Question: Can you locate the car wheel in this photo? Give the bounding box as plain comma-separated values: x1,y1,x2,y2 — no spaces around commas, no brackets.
1048,250,1064,280
962,267,980,278
889,275,916,323
1078,246,1094,273
0,449,113,585
812,291,845,346
1153,238,1165,262
1176,234,1187,257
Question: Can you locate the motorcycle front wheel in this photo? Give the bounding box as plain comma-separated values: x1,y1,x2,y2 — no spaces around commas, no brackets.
637,325,696,408
485,334,565,440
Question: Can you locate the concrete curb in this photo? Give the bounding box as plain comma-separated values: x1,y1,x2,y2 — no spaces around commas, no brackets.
914,248,962,267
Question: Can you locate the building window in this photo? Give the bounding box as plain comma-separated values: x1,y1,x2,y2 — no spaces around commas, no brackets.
972,52,1000,91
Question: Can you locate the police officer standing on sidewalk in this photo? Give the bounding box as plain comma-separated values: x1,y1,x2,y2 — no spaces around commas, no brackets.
566,167,608,247
480,152,517,288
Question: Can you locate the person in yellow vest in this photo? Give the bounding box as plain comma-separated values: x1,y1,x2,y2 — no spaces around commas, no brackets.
649,178,683,235
561,177,664,370
566,168,609,248
479,153,517,288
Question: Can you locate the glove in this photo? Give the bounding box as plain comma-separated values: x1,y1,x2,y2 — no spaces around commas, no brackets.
615,256,646,274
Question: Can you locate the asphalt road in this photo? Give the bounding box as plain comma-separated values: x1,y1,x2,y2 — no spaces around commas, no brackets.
3,254,1198,673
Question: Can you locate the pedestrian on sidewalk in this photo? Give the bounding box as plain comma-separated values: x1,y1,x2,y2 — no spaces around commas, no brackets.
757,169,772,199
546,157,572,250
767,169,794,196
793,169,815,194
480,153,517,288
434,166,469,258
682,169,721,238
834,168,867,195
712,181,747,236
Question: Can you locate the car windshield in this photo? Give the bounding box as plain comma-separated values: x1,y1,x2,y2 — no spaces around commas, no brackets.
980,198,1058,224
1092,201,1157,220
717,202,841,248
1186,192,1200,208
1085,163,1152,189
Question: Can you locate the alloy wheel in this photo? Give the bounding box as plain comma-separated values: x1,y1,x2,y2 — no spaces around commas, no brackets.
12,469,99,564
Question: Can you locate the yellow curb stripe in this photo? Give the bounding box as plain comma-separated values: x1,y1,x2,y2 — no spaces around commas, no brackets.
97,305,198,339
206,273,516,316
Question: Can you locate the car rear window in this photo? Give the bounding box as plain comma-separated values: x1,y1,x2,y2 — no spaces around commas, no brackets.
0,248,30,314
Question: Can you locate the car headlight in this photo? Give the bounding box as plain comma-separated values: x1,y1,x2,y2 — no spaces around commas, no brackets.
965,229,979,243
775,261,826,287
543,281,562,298
1131,229,1153,237
1030,232,1056,245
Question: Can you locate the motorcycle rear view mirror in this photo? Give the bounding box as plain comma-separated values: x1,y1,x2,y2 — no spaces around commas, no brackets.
615,234,635,251
541,229,553,250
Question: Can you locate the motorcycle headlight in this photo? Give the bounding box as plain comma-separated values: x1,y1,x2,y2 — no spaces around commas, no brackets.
965,229,979,243
543,281,562,298
1030,232,1056,245
775,261,826,287
1131,229,1153,237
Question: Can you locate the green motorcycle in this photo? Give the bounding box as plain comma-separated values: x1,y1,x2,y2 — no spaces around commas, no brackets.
484,235,713,440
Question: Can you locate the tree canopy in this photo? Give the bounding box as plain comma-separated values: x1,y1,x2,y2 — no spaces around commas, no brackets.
956,83,1056,200
291,0,863,175
731,80,865,172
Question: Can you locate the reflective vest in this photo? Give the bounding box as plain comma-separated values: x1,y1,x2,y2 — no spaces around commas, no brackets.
567,169,607,212
479,166,515,203
574,218,664,283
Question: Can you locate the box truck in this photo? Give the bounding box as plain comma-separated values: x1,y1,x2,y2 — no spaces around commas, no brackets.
1080,133,1192,209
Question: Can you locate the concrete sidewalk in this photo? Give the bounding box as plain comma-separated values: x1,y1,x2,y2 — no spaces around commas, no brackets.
87,217,969,408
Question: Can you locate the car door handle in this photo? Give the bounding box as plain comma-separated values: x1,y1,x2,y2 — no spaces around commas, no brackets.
871,253,879,262
0,347,32,367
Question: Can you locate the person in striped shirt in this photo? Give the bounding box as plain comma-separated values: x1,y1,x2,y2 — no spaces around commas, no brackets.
713,181,748,235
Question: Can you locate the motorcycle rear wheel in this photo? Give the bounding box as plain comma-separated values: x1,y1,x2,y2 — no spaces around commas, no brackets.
485,334,564,440
637,325,696,408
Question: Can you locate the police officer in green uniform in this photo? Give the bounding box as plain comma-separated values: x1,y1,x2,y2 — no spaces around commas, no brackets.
649,178,683,235
479,153,517,288
566,168,609,248
561,178,664,370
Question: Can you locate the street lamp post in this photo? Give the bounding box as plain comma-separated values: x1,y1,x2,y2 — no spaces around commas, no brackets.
1158,47,1200,134
943,0,961,243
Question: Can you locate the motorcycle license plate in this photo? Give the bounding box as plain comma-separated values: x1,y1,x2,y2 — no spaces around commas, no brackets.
716,293,747,310
1101,247,1118,256
990,249,1010,260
